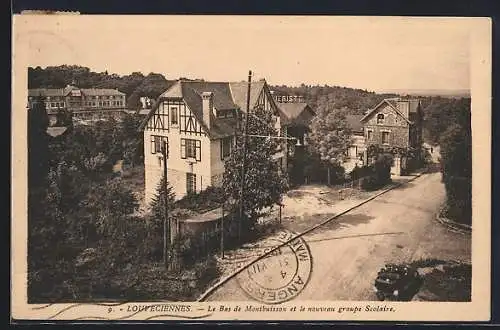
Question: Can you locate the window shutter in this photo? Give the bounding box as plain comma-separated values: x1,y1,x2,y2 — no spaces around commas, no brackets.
151,135,155,154
181,139,186,159
196,140,201,161
220,139,224,160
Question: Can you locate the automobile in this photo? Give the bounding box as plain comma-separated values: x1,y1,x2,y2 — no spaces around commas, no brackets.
373,263,421,301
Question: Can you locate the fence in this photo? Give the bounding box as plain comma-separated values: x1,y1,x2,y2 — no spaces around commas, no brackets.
334,176,370,200
177,206,243,262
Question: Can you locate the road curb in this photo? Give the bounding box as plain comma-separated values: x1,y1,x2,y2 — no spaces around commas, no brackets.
435,205,471,235
197,170,427,302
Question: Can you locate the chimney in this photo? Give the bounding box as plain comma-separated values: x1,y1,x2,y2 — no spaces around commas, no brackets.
396,99,410,118
202,92,213,128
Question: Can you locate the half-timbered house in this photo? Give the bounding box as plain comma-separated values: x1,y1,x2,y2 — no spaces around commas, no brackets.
141,78,286,204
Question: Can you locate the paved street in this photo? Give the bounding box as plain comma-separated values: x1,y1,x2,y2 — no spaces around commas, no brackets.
205,172,471,302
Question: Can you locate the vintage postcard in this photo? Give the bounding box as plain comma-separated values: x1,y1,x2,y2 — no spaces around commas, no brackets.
11,15,491,322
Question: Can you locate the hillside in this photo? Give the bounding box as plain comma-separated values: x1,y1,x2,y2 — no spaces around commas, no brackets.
28,65,179,109
270,84,399,115
377,89,470,99
28,65,469,144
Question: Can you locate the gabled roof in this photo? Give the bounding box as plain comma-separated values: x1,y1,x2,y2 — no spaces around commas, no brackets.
182,81,238,112
141,78,282,139
278,103,315,126
345,114,364,132
360,99,412,124
229,80,266,111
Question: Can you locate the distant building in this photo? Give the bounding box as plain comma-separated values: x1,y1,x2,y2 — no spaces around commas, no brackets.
273,101,315,146
28,85,128,125
360,97,423,175
141,78,287,204
271,91,316,184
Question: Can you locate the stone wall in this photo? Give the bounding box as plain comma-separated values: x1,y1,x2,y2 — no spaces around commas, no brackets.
364,124,409,149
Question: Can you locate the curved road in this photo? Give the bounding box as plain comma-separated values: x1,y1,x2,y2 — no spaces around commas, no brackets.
206,172,471,302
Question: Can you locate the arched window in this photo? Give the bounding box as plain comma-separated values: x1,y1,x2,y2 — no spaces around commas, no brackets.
377,113,385,124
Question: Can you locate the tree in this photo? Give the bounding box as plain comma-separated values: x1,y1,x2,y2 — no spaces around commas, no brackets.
307,106,352,184
119,113,144,167
28,98,50,188
147,176,176,260
439,100,472,225
223,106,288,231
55,108,72,126
150,175,176,222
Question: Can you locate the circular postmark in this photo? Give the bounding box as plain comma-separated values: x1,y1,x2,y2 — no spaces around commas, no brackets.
236,230,313,304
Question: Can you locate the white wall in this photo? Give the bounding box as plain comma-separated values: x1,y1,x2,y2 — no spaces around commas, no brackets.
144,100,213,205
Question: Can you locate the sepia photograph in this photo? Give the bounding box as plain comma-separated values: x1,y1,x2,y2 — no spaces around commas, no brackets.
11,15,491,321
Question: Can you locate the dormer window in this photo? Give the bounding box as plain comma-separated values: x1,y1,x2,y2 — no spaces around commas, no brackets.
217,109,235,119
377,114,385,124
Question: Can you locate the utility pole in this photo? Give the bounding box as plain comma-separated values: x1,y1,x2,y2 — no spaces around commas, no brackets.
238,70,252,242
220,202,225,259
161,140,169,269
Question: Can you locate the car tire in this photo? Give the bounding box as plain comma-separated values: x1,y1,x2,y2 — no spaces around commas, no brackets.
376,292,385,301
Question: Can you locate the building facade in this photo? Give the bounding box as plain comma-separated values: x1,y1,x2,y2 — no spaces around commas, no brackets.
274,99,315,146
360,97,423,174
28,85,128,125
360,98,422,150
343,114,367,173
141,78,287,204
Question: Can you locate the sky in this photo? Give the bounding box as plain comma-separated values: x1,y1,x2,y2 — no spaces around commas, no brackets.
15,15,480,92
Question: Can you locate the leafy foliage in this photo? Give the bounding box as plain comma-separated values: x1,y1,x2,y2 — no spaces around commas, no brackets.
416,96,471,144
297,148,346,185
357,154,393,191
27,102,219,301
308,106,352,165
439,99,472,225
28,98,50,188
223,106,288,228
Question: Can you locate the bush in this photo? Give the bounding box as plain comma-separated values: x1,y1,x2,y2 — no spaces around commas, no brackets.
120,255,221,301
349,164,372,180
358,154,392,191
443,176,472,225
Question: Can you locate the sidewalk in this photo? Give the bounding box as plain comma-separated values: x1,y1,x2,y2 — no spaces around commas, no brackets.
214,170,425,280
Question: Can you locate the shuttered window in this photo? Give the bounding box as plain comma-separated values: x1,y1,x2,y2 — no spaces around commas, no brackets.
151,135,167,154
186,173,196,194
181,138,201,161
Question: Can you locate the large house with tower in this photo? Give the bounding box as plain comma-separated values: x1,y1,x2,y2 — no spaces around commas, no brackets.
141,78,287,204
